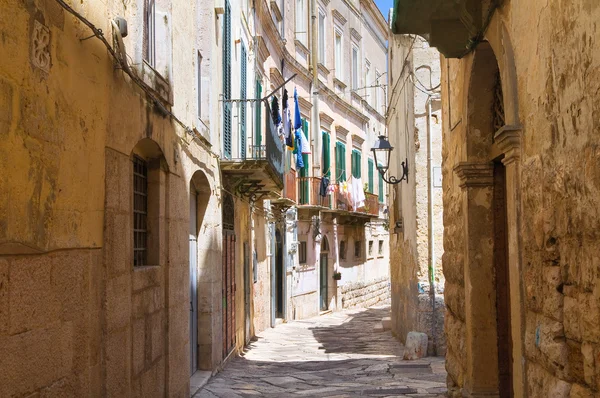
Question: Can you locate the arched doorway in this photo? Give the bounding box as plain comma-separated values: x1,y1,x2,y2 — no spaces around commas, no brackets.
320,237,329,311
459,41,513,397
222,193,236,358
189,171,211,374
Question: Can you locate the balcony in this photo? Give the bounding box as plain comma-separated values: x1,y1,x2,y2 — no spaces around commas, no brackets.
221,100,284,199
320,186,380,223
297,177,330,208
272,169,297,206
391,1,494,58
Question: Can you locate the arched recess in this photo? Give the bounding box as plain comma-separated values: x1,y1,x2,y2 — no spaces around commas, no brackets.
455,36,523,398
189,170,212,373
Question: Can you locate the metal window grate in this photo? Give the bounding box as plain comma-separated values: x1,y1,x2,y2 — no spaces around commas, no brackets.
492,70,505,136
133,156,148,266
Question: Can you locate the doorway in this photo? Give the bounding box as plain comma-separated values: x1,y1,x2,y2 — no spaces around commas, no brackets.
275,229,285,319
222,193,236,358
189,189,198,375
320,237,329,311
494,160,512,397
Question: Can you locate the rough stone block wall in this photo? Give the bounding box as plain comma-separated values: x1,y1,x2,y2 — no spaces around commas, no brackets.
439,1,600,396
339,277,391,310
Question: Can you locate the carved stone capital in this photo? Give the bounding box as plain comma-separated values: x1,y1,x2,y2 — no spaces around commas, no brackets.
494,125,522,166
454,162,494,189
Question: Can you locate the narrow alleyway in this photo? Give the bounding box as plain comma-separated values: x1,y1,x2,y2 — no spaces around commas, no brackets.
195,306,446,397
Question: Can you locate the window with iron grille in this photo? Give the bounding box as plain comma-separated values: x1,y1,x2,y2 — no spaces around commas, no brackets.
368,240,373,257
378,240,384,256
339,240,346,260
143,0,156,67
492,70,505,138
133,156,148,266
299,241,307,264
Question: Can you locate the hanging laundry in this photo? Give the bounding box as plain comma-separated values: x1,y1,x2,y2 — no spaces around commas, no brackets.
271,96,281,125
282,89,292,147
319,177,330,197
294,88,302,130
351,177,366,210
282,89,289,110
327,184,336,195
299,126,311,154
294,130,304,169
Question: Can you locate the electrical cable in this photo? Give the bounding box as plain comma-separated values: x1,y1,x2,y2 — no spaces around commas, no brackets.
54,0,218,159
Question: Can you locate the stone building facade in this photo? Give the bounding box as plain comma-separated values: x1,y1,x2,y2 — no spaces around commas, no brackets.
387,35,445,355
391,1,600,397
0,0,225,396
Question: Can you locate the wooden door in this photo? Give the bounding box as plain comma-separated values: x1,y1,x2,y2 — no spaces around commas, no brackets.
222,194,236,358
493,161,513,397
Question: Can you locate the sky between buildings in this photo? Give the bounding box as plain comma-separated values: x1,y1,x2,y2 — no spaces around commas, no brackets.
375,0,393,20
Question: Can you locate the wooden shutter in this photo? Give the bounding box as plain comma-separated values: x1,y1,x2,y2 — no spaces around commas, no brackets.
351,149,361,178
255,79,262,149
240,43,247,159
322,132,330,177
222,0,232,159
368,158,374,193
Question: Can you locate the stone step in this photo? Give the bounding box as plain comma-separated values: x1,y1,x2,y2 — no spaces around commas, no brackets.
381,316,392,330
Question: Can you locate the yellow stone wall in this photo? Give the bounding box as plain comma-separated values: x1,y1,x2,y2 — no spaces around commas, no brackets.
441,1,600,396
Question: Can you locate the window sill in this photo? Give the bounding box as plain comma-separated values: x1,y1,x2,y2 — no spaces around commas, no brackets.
295,39,310,56
137,60,173,105
317,63,330,75
270,0,283,21
334,77,347,91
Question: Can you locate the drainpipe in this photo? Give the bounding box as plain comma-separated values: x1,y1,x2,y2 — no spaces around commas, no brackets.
426,95,436,354
310,0,321,173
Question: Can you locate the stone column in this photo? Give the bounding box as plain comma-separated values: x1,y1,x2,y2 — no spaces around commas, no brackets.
495,126,525,398
454,162,499,398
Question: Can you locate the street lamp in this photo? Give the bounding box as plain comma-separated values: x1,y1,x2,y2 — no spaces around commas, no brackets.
371,135,409,184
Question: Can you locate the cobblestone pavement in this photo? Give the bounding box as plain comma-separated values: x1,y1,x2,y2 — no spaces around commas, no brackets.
195,306,447,397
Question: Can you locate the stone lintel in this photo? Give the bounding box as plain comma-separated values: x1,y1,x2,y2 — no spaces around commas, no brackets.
494,125,522,166
320,112,334,129
332,9,347,26
336,125,349,141
454,162,493,189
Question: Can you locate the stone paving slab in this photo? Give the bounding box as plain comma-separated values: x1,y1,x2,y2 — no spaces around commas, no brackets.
195,306,447,397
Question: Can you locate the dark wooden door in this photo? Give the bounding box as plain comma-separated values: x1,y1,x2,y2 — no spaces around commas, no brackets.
493,161,513,397
222,193,236,359
222,231,236,358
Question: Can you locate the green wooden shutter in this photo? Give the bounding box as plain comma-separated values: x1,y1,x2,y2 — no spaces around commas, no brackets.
255,79,262,150
341,144,346,181
351,149,362,178
378,164,384,203
368,158,374,193
222,0,232,159
322,132,330,177
240,43,247,159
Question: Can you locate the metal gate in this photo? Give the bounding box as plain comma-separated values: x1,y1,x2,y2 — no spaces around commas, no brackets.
222,194,236,358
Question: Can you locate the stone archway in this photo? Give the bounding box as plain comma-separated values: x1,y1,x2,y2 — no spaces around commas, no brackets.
189,170,212,373
453,39,523,398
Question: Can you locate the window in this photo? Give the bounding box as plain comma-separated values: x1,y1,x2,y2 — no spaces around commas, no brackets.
299,241,307,264
352,46,359,89
255,78,262,148
322,131,331,177
223,0,232,158
368,240,373,257
335,141,347,182
240,43,247,159
339,240,346,260
368,158,374,193
334,29,343,80
365,60,371,97
296,0,307,45
378,240,384,256
197,52,202,119
354,240,362,258
143,0,156,66
318,10,326,62
133,156,148,266
374,70,380,112
351,149,362,178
